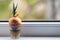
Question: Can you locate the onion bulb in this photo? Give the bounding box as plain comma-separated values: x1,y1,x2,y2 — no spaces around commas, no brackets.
9,3,22,27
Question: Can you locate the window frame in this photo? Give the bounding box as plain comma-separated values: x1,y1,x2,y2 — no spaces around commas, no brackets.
0,20,60,22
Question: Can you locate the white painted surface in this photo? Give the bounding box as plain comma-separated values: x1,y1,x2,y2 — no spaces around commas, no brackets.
0,22,60,36
0,37,60,40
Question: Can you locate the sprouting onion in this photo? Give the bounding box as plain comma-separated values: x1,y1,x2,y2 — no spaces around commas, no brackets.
9,3,21,26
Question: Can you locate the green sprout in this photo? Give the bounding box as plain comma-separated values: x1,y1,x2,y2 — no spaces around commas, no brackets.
13,3,18,16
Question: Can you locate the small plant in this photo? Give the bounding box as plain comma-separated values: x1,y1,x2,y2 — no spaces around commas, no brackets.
9,3,21,26
9,3,22,39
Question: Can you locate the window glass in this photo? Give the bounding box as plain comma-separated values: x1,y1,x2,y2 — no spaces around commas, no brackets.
0,0,60,21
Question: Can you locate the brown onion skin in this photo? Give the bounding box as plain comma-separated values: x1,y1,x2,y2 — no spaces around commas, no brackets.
9,16,22,27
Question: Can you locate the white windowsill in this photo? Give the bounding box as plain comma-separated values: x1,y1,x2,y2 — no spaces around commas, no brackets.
0,22,60,37
0,37,60,40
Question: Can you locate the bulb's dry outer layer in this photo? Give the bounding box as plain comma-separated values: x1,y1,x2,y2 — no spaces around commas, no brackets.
9,16,22,30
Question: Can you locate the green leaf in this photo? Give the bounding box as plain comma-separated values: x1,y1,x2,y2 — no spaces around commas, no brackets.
13,3,18,16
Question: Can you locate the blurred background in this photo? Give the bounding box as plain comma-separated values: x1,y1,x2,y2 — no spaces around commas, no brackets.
0,0,60,20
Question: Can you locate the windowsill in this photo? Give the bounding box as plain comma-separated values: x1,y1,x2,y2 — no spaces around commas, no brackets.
0,22,60,37
0,37,60,40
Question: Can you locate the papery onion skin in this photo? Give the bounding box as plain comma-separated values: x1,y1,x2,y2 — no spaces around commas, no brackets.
9,16,22,27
